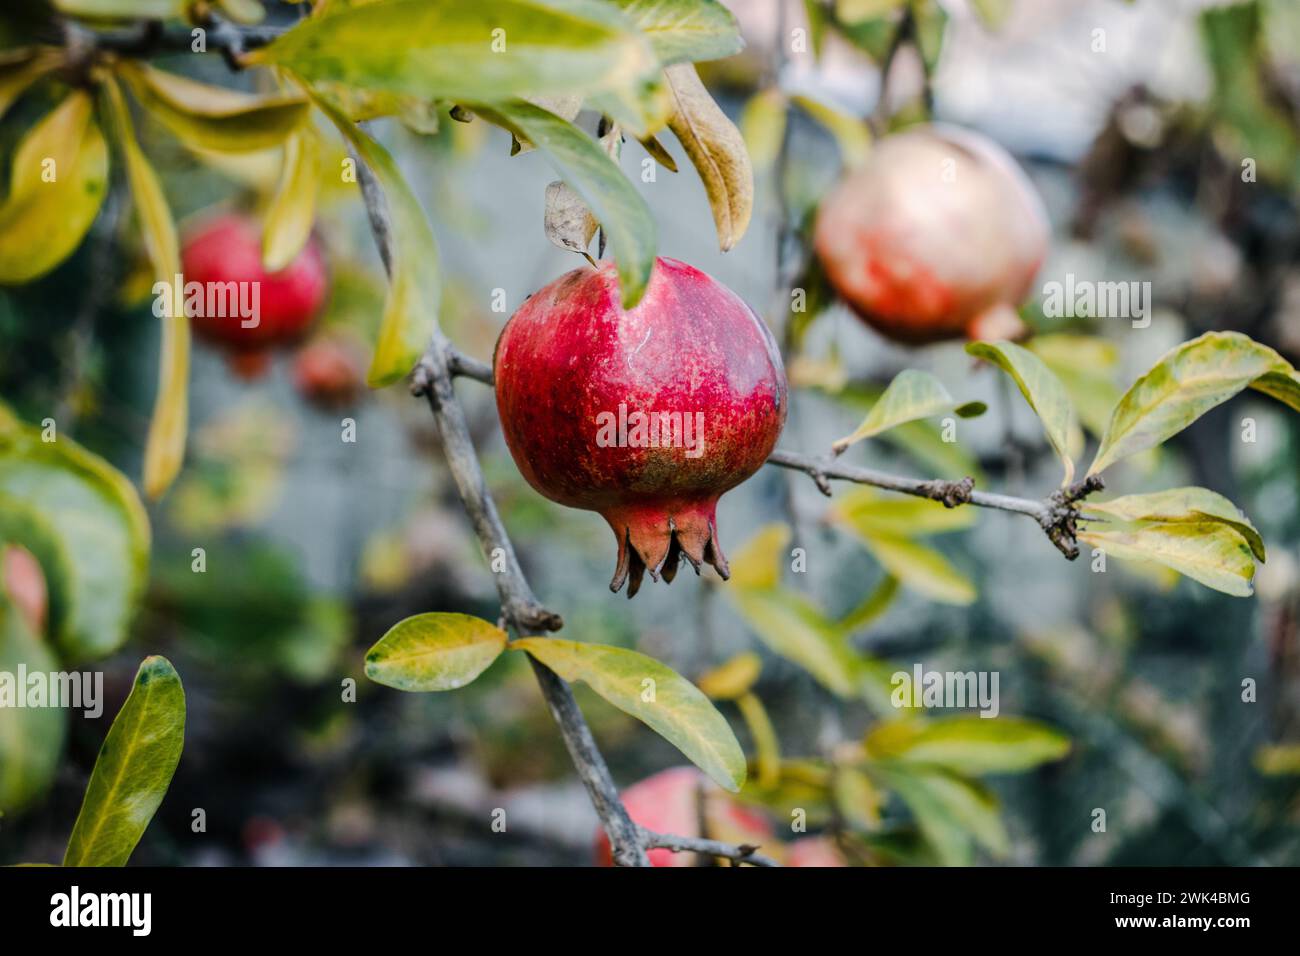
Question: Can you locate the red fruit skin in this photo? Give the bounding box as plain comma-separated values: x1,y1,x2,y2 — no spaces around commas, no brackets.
814,124,1049,344
181,214,328,354
787,836,847,867
494,258,787,596
293,337,365,409
593,767,775,867
2,545,47,636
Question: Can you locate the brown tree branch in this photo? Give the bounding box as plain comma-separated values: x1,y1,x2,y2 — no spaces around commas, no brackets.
639,827,781,867
445,358,1107,559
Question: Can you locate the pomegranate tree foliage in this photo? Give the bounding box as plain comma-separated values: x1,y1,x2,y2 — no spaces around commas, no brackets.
0,0,1297,865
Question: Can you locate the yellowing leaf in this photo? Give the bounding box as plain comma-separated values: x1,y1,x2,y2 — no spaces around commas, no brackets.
314,96,438,387
791,93,870,167
729,587,860,696
63,656,185,867
664,62,752,251
512,637,746,791
833,487,976,537
102,77,188,499
833,368,984,453
252,0,659,106
612,0,743,64
119,62,309,153
1078,521,1256,597
365,613,507,691
967,340,1078,486
1089,331,1300,476
0,48,59,120
726,522,790,590
1026,333,1122,438
0,91,108,284
736,692,781,789
739,87,786,174
479,100,655,307
53,0,187,16
855,532,976,606
1084,487,1264,562
697,651,761,699
262,130,320,272
867,716,1070,775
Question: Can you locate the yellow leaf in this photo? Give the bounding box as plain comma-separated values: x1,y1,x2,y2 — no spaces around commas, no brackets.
102,77,188,499
0,92,108,284
262,130,320,271
313,94,438,387
697,651,761,700
118,62,309,153
0,48,59,120
664,62,752,251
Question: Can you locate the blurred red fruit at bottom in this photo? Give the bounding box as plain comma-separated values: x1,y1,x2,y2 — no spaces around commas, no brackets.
593,767,776,867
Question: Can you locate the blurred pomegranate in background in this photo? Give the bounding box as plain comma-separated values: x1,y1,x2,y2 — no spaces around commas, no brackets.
2,545,47,635
293,332,367,410
182,213,329,376
814,124,1050,344
787,836,848,867
594,766,779,866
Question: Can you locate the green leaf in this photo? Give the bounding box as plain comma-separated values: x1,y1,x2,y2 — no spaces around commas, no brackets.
262,130,320,272
0,419,151,664
63,656,186,867
728,587,860,696
866,716,1070,775
1084,487,1264,562
1077,521,1256,597
0,599,66,814
0,91,107,284
791,93,871,168
870,763,1007,864
253,0,659,105
612,0,743,64
832,487,977,537
1026,333,1122,438
365,613,507,691
53,0,188,17
478,99,655,307
664,62,753,252
119,62,309,153
833,368,984,453
852,532,976,606
1089,331,1300,476
512,637,746,791
967,340,1078,485
102,76,188,500
314,96,439,387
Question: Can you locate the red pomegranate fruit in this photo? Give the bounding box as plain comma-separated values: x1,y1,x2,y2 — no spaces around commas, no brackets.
293,333,366,409
2,545,47,636
787,836,847,867
594,767,777,867
181,213,329,369
494,258,787,597
814,124,1049,344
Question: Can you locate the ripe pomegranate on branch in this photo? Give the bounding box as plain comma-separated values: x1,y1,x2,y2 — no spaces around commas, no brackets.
494,258,787,597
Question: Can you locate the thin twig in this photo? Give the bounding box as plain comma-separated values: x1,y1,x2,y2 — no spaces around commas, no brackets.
444,360,1108,558
639,827,781,867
